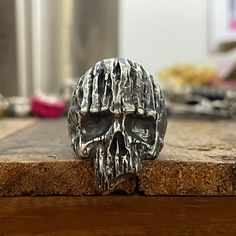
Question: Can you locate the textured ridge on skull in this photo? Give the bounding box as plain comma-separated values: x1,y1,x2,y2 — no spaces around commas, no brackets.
67,58,167,191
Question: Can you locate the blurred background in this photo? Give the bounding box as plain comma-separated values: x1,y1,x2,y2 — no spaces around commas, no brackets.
1,0,236,119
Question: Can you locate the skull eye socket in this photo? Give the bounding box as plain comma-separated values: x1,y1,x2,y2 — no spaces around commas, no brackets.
81,112,113,141
125,114,156,144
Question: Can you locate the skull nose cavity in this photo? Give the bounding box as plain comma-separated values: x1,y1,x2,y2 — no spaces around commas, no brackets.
109,132,128,156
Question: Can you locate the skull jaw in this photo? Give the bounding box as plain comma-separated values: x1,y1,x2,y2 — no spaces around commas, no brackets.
93,150,142,192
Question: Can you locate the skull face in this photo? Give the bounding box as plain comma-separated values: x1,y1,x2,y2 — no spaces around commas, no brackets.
67,58,167,191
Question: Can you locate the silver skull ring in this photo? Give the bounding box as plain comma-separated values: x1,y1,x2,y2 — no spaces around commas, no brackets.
67,58,167,191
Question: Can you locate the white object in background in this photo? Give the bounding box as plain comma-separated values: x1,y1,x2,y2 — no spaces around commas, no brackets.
209,0,236,51
119,0,209,74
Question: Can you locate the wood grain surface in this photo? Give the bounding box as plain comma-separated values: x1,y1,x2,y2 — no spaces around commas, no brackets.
0,118,36,140
0,118,236,196
0,196,236,236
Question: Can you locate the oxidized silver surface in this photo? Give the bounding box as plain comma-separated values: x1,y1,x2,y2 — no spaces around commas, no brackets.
67,58,167,191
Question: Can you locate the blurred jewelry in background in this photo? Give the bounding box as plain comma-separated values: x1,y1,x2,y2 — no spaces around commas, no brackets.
157,63,236,119
0,79,76,118
0,93,30,117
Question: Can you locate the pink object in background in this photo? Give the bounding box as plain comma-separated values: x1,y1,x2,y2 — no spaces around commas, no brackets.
229,20,236,30
31,94,65,118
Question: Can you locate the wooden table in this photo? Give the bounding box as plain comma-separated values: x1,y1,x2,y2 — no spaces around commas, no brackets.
0,196,236,235
0,118,236,235
0,117,236,196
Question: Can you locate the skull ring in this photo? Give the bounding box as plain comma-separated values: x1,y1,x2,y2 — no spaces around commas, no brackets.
67,58,167,191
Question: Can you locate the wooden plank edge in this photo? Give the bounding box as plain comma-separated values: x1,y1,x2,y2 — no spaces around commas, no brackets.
0,160,136,196
0,159,235,196
139,160,235,196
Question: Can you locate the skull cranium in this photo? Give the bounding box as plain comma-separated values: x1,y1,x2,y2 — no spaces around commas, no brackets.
67,58,167,191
